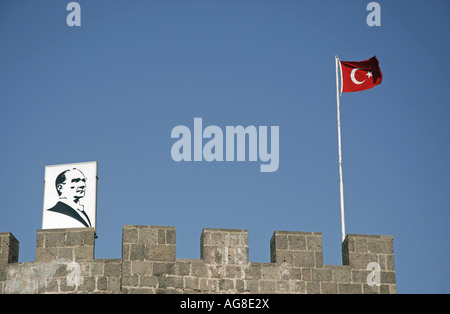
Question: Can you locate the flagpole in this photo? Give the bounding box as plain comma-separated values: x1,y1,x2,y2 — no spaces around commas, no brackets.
335,55,346,242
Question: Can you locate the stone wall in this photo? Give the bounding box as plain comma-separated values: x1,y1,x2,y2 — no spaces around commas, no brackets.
0,225,396,294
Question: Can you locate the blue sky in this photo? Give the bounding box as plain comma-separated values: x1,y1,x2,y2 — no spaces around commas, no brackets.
1,0,449,294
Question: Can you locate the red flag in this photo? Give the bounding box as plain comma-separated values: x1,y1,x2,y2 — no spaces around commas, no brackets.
340,56,382,93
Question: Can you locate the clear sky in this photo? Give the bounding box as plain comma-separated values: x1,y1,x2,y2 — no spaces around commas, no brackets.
1,0,449,294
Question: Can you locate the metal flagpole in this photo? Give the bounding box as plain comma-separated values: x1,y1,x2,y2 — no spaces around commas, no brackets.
335,55,346,242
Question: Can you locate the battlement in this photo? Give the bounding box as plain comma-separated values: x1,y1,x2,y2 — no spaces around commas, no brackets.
0,226,396,294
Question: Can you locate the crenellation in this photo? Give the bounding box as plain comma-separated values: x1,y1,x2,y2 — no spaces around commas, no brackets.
0,225,396,294
270,231,324,269
201,228,249,266
342,233,396,294
36,228,95,263
0,232,19,264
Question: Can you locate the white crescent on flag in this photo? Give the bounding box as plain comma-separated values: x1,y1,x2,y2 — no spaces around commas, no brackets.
350,68,366,85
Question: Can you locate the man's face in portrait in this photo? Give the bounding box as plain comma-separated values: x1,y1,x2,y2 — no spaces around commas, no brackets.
57,169,87,202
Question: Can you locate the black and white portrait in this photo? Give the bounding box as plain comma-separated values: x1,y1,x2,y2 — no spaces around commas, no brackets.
42,162,97,230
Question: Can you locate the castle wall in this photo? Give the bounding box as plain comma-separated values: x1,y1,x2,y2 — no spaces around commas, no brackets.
0,226,396,294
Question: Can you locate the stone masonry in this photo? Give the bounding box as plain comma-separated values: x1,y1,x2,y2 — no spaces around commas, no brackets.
0,226,396,294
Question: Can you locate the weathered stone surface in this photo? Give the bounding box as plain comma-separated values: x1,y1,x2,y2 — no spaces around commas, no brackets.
0,226,396,294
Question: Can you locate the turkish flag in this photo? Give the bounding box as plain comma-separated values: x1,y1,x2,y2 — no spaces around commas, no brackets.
340,56,382,93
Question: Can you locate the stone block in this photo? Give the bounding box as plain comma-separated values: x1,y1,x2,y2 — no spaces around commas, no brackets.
338,283,363,294
146,244,176,262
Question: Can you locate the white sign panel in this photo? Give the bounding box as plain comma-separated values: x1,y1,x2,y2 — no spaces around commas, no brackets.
42,161,97,230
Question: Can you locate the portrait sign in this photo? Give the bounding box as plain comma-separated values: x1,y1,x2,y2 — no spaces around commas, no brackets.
42,161,97,230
